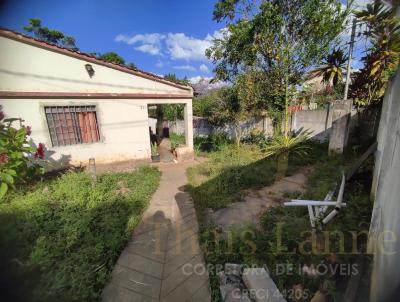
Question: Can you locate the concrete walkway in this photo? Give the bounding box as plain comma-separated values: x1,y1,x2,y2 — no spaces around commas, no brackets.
102,162,211,302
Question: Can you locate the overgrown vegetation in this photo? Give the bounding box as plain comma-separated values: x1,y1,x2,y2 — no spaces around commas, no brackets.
0,167,160,301
188,138,327,217
188,144,276,211
351,0,400,106
0,114,45,198
207,0,350,130
194,133,232,153
195,146,373,301
169,132,185,150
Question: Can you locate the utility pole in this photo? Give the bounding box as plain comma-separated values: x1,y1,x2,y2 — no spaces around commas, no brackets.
343,18,357,101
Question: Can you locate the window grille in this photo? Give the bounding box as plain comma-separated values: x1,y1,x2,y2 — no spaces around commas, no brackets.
45,106,100,146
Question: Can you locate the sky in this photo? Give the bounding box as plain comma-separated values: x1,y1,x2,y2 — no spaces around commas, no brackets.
0,0,371,83
0,0,224,82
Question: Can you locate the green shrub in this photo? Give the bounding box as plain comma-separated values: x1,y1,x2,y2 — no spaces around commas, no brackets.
0,166,160,301
194,132,231,153
0,114,46,198
169,132,185,150
241,129,270,148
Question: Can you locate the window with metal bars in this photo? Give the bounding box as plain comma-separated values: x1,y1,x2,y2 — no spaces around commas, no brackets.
45,106,100,146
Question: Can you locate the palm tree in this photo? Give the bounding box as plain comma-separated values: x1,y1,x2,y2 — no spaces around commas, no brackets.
309,48,348,88
264,131,310,179
351,0,400,106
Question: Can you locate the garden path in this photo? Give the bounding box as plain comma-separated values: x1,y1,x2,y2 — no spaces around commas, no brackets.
102,161,211,302
210,166,313,231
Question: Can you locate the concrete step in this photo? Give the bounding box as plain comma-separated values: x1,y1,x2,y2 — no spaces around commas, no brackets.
242,268,286,302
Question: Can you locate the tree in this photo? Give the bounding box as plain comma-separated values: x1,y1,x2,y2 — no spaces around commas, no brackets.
23,18,77,49
207,0,350,136
126,62,137,69
309,48,348,88
91,52,137,69
99,52,125,65
164,73,190,85
204,76,258,146
23,18,138,70
350,0,400,106
150,74,189,136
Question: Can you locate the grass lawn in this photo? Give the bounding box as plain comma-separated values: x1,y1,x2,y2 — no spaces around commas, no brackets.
187,141,328,220
0,166,160,301
190,142,373,301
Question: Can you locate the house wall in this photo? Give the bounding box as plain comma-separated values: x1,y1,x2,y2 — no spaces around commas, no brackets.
0,34,193,169
0,36,189,95
0,98,191,170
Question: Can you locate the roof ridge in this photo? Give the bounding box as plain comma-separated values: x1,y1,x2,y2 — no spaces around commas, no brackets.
0,27,192,92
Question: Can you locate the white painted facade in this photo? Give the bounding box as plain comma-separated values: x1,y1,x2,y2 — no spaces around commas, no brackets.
0,32,193,170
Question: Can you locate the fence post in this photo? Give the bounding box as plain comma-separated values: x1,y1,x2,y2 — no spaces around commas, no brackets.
89,158,97,187
328,100,352,155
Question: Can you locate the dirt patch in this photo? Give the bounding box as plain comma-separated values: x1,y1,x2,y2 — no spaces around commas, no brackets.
115,180,131,195
93,159,151,174
210,166,313,231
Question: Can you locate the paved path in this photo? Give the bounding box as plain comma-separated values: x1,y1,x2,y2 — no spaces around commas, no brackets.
102,162,211,302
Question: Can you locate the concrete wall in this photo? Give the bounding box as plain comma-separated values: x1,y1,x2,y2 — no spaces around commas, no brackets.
369,68,400,302
1,98,191,170
291,109,332,140
170,116,273,139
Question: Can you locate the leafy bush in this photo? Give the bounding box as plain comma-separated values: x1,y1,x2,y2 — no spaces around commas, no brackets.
194,132,231,153
151,142,158,156
263,132,311,178
0,167,160,301
0,114,45,198
241,129,269,148
169,132,185,150
162,104,184,120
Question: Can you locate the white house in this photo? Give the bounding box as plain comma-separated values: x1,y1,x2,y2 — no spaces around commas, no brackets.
0,29,194,169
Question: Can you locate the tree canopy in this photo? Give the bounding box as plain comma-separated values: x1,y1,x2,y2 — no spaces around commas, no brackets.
350,0,400,106
23,18,77,49
164,73,190,85
207,0,350,84
98,52,126,65
24,18,138,70
207,0,351,131
309,48,348,88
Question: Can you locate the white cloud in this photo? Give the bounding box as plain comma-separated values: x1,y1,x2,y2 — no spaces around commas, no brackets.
115,33,165,45
174,65,196,72
189,76,229,90
135,44,161,55
199,64,210,73
166,33,212,61
116,33,165,56
115,28,227,61
189,76,211,84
